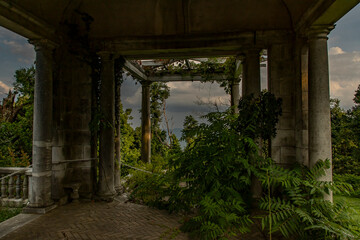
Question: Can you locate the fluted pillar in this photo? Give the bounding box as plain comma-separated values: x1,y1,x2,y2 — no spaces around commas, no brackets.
141,82,151,163
308,27,333,201
28,40,55,209
97,53,116,199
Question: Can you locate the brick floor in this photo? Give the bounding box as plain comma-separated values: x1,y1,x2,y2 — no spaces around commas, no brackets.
1,199,189,240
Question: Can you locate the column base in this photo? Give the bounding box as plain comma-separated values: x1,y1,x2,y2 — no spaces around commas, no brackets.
22,204,57,214
95,192,116,202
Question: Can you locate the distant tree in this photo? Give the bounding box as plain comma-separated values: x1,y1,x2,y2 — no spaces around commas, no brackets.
331,85,360,175
0,66,35,167
181,115,198,145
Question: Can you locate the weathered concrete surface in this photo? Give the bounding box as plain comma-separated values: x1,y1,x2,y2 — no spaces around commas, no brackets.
141,82,152,163
97,53,116,199
114,66,122,193
0,213,40,239
242,49,261,98
0,1,356,59
52,50,94,201
295,41,309,166
268,42,296,166
28,40,54,208
308,28,333,201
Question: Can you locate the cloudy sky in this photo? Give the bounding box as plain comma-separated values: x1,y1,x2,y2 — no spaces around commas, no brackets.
0,5,359,129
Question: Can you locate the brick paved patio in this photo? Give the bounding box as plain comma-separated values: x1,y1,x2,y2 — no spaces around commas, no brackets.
0,198,189,240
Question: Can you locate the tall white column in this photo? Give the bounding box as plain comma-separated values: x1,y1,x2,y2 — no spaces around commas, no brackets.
141,82,151,163
97,52,116,199
308,27,333,201
28,40,55,209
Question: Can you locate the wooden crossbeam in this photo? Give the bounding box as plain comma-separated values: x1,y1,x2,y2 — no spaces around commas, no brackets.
148,74,228,82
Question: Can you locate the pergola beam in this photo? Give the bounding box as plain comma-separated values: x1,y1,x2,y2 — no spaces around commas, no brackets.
148,74,227,82
123,60,148,81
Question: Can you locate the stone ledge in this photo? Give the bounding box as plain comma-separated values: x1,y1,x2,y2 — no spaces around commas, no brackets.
22,204,57,214
0,213,41,239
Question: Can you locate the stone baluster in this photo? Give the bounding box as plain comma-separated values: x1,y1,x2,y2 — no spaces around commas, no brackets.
23,175,28,200
1,175,6,198
8,176,14,198
16,174,21,199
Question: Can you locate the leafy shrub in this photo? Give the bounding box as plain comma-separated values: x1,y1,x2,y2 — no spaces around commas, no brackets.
260,160,359,239
334,174,360,197
168,110,256,238
0,207,22,223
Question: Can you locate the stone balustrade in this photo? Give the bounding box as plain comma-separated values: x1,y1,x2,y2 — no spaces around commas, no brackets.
0,167,32,207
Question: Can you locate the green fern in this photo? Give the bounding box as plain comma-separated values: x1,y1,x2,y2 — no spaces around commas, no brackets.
260,159,360,239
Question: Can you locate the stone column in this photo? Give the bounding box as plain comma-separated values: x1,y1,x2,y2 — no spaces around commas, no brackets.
28,40,55,210
308,27,333,201
141,82,151,163
242,49,261,97
268,42,296,164
242,49,262,202
295,40,309,166
114,67,122,193
230,80,240,113
97,53,116,199
230,57,242,114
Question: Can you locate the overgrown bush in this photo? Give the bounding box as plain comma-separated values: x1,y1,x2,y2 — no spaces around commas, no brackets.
0,207,22,223
260,159,359,239
334,174,360,197
124,91,360,240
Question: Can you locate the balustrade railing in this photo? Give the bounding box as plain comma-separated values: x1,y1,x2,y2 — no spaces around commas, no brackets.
0,167,32,207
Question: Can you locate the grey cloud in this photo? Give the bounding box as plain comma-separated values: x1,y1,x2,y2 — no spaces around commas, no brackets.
2,40,35,64
329,49,360,109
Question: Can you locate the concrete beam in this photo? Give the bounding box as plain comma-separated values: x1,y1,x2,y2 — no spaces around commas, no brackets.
92,30,293,59
296,0,358,33
123,60,148,81
0,1,56,42
148,74,227,82
313,0,359,26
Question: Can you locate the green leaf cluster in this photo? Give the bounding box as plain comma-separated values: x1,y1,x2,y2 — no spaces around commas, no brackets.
0,67,34,167
260,160,360,239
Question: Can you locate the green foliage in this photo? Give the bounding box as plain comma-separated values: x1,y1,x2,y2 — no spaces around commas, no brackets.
260,160,360,239
331,85,360,176
120,106,141,176
169,110,255,238
0,67,34,167
181,115,198,144
0,207,22,223
334,174,360,197
164,92,282,239
124,160,169,209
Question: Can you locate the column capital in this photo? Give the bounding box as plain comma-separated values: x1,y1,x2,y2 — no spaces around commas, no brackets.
308,25,334,40
29,39,57,52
